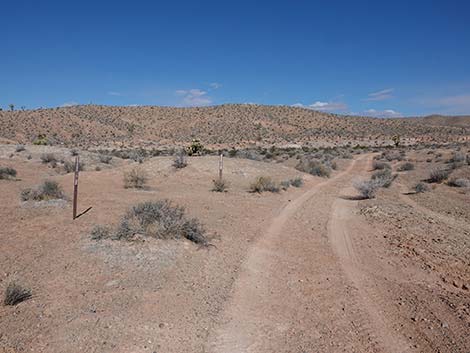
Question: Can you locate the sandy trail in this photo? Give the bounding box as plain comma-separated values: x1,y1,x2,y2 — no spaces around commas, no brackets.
207,155,411,352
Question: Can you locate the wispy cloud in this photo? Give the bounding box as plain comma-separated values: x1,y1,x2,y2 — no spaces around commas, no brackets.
209,82,222,89
361,108,402,118
107,91,122,96
364,88,394,101
61,101,78,107
292,101,348,112
176,89,212,106
432,94,470,114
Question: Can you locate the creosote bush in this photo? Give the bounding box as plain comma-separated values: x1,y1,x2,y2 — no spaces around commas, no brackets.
4,282,32,306
0,167,17,180
21,180,65,201
212,178,228,192
123,168,148,189
249,176,280,193
92,200,207,245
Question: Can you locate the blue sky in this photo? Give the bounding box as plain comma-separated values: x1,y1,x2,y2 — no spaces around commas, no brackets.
1,0,470,117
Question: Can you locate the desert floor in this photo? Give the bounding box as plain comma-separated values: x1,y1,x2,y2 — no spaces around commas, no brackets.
1,144,469,353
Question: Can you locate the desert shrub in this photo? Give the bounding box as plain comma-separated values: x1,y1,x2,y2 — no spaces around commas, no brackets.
290,176,303,187
414,182,430,193
3,282,31,306
123,168,148,189
90,225,111,240
372,161,391,170
33,135,48,145
40,153,57,164
187,139,205,156
114,200,207,245
448,178,470,188
466,154,470,165
429,169,450,183
354,179,381,199
70,148,79,156
98,154,112,164
173,151,188,169
63,159,85,173
397,162,415,171
0,167,17,180
15,145,25,152
21,180,65,201
449,152,465,163
212,178,228,192
296,159,331,178
249,176,280,193
371,169,396,188
280,180,291,190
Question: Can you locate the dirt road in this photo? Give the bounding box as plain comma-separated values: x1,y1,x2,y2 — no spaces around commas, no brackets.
207,155,415,352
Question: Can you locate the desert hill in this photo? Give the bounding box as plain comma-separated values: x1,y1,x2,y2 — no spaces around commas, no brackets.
417,114,470,128
1,104,469,148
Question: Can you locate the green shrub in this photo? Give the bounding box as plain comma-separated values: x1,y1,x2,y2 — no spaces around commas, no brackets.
33,135,48,145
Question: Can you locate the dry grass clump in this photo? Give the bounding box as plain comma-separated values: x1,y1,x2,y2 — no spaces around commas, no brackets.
371,169,396,188
63,159,85,173
428,168,450,183
397,162,415,171
173,151,188,169
0,167,17,180
40,153,57,164
448,178,470,188
353,179,381,199
414,182,430,193
372,161,391,170
92,200,208,245
212,178,228,192
249,176,280,193
123,167,148,189
4,282,32,306
21,180,65,201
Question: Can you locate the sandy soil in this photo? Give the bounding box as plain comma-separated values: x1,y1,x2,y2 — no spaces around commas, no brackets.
1,145,469,353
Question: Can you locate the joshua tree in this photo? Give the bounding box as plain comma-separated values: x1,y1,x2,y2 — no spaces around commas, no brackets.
9,104,14,111
392,135,400,147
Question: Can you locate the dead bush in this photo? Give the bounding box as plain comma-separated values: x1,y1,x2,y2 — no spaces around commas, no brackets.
40,153,57,164
448,178,470,188
90,225,112,240
63,159,85,173
123,168,148,189
371,169,396,188
414,182,430,193
4,282,31,306
249,176,280,193
372,161,391,170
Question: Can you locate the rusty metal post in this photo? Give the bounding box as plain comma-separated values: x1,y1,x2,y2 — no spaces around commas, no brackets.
218,154,223,180
73,155,79,220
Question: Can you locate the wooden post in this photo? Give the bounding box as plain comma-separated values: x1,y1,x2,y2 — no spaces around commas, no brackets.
218,154,223,180
73,155,79,220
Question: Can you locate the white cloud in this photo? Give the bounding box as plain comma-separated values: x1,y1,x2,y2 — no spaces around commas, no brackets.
209,82,222,89
362,108,402,118
364,88,394,101
176,88,212,106
61,101,79,107
293,101,348,112
108,91,122,96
